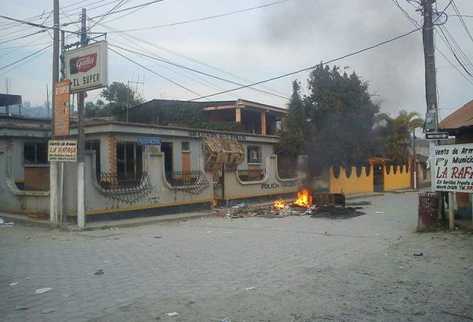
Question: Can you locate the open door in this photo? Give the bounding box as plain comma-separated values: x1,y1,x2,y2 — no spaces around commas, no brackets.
374,164,384,192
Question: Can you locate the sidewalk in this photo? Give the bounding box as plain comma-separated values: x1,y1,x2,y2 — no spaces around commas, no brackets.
0,190,411,231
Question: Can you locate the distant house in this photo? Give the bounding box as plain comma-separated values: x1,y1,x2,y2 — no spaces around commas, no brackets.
0,98,300,222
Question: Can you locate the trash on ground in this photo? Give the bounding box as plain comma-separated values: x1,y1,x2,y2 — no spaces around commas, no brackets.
15,305,29,311
153,235,162,239
94,269,104,275
413,252,424,257
41,308,55,314
0,217,14,227
346,201,372,206
166,312,179,317
245,286,256,291
376,211,385,214
35,287,52,294
9,282,18,286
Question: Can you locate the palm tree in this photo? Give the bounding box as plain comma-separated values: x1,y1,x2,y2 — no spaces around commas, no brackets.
376,110,424,163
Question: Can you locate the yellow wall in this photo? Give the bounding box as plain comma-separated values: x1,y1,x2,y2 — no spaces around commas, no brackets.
329,163,411,194
383,164,411,191
329,166,373,194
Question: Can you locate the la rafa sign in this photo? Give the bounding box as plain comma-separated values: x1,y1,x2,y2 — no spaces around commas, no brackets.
64,41,108,93
431,143,473,192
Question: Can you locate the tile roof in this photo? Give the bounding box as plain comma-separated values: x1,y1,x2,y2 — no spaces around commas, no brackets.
439,99,473,130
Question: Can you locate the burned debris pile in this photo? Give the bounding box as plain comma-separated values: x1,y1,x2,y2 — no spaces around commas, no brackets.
214,189,366,219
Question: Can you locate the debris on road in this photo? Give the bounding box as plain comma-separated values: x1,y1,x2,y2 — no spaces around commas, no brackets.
9,282,18,286
153,235,162,239
0,217,14,227
310,206,365,219
41,308,55,314
35,287,52,294
166,312,179,317
413,252,424,257
376,211,385,214
15,305,29,311
94,269,104,276
245,286,256,291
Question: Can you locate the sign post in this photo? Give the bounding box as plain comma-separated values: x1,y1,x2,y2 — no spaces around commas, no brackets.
64,33,108,229
430,143,473,229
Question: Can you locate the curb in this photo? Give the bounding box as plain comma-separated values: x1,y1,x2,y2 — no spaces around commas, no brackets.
0,213,52,229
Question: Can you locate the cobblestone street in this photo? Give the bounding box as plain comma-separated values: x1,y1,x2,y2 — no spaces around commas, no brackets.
1,192,472,322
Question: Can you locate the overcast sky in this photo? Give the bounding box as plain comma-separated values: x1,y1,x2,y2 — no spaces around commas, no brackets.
1,0,473,120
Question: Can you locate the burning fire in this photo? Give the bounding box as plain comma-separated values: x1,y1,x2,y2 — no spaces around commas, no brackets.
273,199,286,209
293,188,313,208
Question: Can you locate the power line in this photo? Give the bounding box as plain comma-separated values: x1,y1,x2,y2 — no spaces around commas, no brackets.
0,14,103,35
109,46,202,96
109,43,290,100
63,0,165,26
100,22,289,98
450,0,473,46
437,25,473,78
188,27,422,101
87,0,128,31
106,0,290,33
391,0,473,86
0,30,47,46
0,45,51,71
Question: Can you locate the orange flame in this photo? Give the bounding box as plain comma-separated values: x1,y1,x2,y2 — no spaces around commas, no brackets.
293,188,313,208
273,199,286,209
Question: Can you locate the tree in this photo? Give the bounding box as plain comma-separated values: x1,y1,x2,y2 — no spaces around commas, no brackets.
277,80,306,158
303,64,379,175
376,110,424,163
85,82,143,120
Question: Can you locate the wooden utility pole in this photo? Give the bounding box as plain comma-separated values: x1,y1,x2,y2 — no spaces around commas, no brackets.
422,0,438,127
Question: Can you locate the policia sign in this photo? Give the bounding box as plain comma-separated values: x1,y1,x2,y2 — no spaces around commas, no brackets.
64,41,108,93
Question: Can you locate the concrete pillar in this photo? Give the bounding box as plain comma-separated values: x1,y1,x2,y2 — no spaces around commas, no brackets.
260,110,267,135
49,161,58,225
448,192,455,230
107,135,117,176
235,108,241,123
77,161,85,229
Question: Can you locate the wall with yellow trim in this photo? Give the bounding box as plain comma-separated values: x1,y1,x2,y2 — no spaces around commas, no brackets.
329,166,373,194
383,164,411,191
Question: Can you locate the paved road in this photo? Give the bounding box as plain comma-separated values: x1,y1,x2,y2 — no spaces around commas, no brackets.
1,192,472,322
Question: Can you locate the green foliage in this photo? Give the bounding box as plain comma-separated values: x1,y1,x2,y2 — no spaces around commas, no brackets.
277,81,306,158
304,64,379,174
156,104,245,132
375,110,424,163
85,82,143,120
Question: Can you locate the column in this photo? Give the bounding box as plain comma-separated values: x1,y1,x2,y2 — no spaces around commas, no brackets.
260,110,267,135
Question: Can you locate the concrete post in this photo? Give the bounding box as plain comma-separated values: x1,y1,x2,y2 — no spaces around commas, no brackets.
448,192,455,230
235,108,241,123
77,162,85,229
260,111,267,135
49,161,58,225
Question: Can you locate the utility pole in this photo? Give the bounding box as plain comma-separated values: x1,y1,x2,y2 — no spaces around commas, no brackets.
77,8,87,229
50,0,60,226
422,0,452,228
422,0,438,130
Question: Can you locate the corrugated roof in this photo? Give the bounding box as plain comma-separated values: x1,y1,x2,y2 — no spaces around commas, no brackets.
439,99,473,130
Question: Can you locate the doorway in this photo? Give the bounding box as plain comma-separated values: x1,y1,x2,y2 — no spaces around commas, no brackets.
161,142,173,180
374,164,384,192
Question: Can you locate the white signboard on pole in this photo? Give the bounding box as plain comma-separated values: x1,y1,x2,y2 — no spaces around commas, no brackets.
431,143,473,192
64,41,108,93
48,140,77,162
